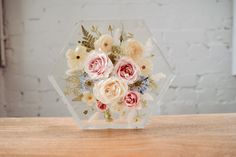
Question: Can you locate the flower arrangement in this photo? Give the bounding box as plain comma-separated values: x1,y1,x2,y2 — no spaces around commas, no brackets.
63,25,166,124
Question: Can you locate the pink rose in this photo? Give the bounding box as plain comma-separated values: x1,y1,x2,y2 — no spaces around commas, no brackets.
96,100,108,112
84,51,113,79
114,57,140,83
123,91,140,108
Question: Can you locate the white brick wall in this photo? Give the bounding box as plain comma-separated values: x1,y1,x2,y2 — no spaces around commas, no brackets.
0,0,235,116
0,69,6,116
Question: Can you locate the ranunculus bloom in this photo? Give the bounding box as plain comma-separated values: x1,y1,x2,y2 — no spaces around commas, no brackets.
137,58,153,76
94,34,113,53
82,92,95,106
123,91,140,108
84,51,113,79
96,100,108,112
65,45,88,75
114,57,140,83
123,39,144,60
93,77,128,104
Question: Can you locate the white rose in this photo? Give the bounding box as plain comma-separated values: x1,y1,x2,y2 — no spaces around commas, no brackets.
93,77,128,104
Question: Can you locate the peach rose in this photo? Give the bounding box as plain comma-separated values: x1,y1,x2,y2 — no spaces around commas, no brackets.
123,91,140,108
123,39,144,60
93,77,128,104
114,57,140,83
84,51,113,79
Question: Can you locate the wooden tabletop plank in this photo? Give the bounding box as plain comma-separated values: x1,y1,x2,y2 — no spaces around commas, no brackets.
0,114,236,157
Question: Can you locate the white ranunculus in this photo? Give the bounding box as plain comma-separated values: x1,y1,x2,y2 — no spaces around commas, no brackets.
94,34,113,53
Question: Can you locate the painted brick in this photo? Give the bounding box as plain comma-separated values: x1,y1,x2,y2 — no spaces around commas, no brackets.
0,0,235,116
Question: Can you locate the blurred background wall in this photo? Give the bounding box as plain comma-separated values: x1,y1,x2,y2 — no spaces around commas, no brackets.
0,69,6,116
0,0,235,117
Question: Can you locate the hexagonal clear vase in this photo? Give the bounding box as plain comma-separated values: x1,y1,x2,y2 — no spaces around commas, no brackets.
49,20,174,129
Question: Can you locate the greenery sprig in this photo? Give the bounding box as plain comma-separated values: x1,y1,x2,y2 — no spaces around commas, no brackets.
79,25,96,52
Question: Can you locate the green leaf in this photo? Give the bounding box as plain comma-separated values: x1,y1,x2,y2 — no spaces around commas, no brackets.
104,109,113,122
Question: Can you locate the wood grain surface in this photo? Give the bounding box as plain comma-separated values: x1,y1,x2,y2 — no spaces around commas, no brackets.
0,114,236,157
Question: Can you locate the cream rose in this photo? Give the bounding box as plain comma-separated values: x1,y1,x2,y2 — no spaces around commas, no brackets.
84,51,113,79
123,91,140,108
93,77,128,104
114,57,140,83
94,34,113,53
123,39,144,60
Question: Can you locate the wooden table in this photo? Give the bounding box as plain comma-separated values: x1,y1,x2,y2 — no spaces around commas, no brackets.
0,114,236,157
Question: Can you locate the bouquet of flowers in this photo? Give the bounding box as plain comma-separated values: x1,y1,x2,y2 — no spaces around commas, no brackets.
63,24,167,125
48,20,175,129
